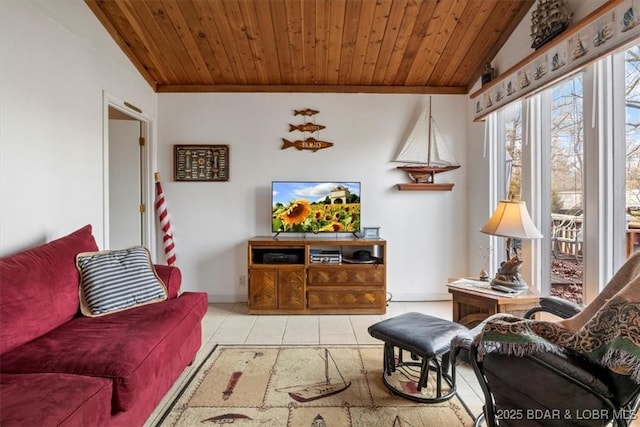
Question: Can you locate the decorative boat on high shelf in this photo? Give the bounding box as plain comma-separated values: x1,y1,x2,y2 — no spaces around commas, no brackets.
275,348,351,402
530,0,572,49
622,7,638,33
393,97,460,191
572,37,587,60
593,23,612,47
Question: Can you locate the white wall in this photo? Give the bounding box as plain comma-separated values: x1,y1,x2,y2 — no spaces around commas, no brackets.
0,0,156,254
158,93,468,302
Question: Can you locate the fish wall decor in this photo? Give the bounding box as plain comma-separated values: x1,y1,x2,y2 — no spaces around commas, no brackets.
282,138,333,152
294,108,319,116
289,123,326,133
283,108,333,151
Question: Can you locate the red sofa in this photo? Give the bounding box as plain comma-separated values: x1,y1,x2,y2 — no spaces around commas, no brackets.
0,225,208,426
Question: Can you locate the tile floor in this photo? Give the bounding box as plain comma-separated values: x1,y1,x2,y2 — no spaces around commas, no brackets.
145,301,485,426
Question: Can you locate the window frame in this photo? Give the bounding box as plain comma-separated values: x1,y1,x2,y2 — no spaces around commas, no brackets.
490,49,633,302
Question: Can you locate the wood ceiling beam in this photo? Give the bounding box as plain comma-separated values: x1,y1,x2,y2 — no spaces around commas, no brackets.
156,84,467,94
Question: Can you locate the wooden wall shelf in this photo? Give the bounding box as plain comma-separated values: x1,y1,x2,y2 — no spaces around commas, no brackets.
397,183,454,191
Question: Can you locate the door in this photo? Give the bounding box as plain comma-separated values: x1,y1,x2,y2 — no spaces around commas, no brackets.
249,269,278,310
277,267,306,310
108,107,145,249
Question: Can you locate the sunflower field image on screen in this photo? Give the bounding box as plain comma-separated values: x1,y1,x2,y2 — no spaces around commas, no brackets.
272,181,361,233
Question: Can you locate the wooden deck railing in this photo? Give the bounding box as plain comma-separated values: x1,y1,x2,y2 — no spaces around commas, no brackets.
551,213,640,258
551,214,583,259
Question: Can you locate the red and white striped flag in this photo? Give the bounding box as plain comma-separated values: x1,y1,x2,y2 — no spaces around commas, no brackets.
155,174,177,266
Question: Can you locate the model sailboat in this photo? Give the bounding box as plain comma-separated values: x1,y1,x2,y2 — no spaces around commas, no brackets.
394,97,460,191
275,348,351,402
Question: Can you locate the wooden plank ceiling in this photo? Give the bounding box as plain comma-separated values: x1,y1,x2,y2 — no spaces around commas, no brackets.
85,0,534,94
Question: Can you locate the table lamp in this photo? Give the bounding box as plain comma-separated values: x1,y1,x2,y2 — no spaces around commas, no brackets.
480,200,543,290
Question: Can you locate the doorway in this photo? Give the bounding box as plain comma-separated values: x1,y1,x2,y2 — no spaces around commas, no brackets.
108,107,145,248
103,94,153,254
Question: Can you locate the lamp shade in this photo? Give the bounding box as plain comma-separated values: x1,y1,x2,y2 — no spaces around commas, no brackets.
480,200,543,240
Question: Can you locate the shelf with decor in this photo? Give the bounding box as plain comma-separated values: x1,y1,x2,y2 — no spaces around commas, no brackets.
396,183,455,191
471,0,639,121
247,236,386,314
394,96,460,190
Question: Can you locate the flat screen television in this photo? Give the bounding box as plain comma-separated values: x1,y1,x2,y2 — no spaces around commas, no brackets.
272,181,361,234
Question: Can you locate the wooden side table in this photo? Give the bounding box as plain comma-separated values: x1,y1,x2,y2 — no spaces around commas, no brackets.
448,281,540,328
627,228,640,257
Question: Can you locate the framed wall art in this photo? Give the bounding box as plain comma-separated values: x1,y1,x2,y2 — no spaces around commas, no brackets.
174,145,229,182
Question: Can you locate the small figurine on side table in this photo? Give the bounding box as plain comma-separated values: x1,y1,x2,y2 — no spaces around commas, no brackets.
492,256,527,290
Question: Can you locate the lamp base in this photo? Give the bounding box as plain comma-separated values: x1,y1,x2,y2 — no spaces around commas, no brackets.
491,277,529,291
492,256,529,291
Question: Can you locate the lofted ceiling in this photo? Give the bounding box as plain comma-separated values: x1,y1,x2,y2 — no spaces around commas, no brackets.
85,0,534,94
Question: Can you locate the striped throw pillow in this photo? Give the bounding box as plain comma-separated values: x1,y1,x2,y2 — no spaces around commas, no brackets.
76,246,167,317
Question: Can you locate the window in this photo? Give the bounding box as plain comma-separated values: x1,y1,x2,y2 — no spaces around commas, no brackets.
548,74,584,304
489,43,640,304
505,105,523,202
625,45,640,257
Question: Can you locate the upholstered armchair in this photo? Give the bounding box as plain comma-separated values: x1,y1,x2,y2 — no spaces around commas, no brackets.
452,253,640,427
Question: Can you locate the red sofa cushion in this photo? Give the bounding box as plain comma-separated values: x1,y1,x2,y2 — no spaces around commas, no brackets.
0,291,208,413
0,225,98,354
0,373,112,427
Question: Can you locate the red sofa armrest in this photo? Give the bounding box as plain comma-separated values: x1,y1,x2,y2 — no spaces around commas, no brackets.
154,264,181,299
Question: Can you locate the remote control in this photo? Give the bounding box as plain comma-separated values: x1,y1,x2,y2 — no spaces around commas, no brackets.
491,284,518,294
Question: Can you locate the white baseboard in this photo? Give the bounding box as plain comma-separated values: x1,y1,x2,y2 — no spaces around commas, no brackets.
207,294,243,304
206,294,452,304
387,293,452,302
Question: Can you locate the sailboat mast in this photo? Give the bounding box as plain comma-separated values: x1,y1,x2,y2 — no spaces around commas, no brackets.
324,348,329,385
426,97,432,166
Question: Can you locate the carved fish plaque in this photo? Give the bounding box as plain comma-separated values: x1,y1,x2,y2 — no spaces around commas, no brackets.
294,108,320,116
289,123,326,133
281,137,333,152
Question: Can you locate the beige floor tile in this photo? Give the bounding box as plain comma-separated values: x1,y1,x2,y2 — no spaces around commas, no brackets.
349,314,383,326
209,327,250,344
319,333,358,345
356,334,383,345
319,316,352,334
244,333,285,345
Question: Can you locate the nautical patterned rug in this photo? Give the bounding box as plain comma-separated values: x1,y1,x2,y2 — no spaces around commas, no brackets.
156,345,474,426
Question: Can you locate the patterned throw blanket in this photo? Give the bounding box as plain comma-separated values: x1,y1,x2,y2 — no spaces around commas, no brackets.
475,252,640,383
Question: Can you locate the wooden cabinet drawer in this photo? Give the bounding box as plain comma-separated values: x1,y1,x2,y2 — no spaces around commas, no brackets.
307,289,386,309
307,266,384,286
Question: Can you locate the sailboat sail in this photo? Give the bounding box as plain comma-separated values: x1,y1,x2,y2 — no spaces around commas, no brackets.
393,97,460,185
393,104,458,167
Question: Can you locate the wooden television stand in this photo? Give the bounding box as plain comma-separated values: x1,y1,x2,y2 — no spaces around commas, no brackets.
247,236,387,314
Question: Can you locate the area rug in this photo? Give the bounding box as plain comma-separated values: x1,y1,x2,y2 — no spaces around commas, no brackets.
156,345,475,426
